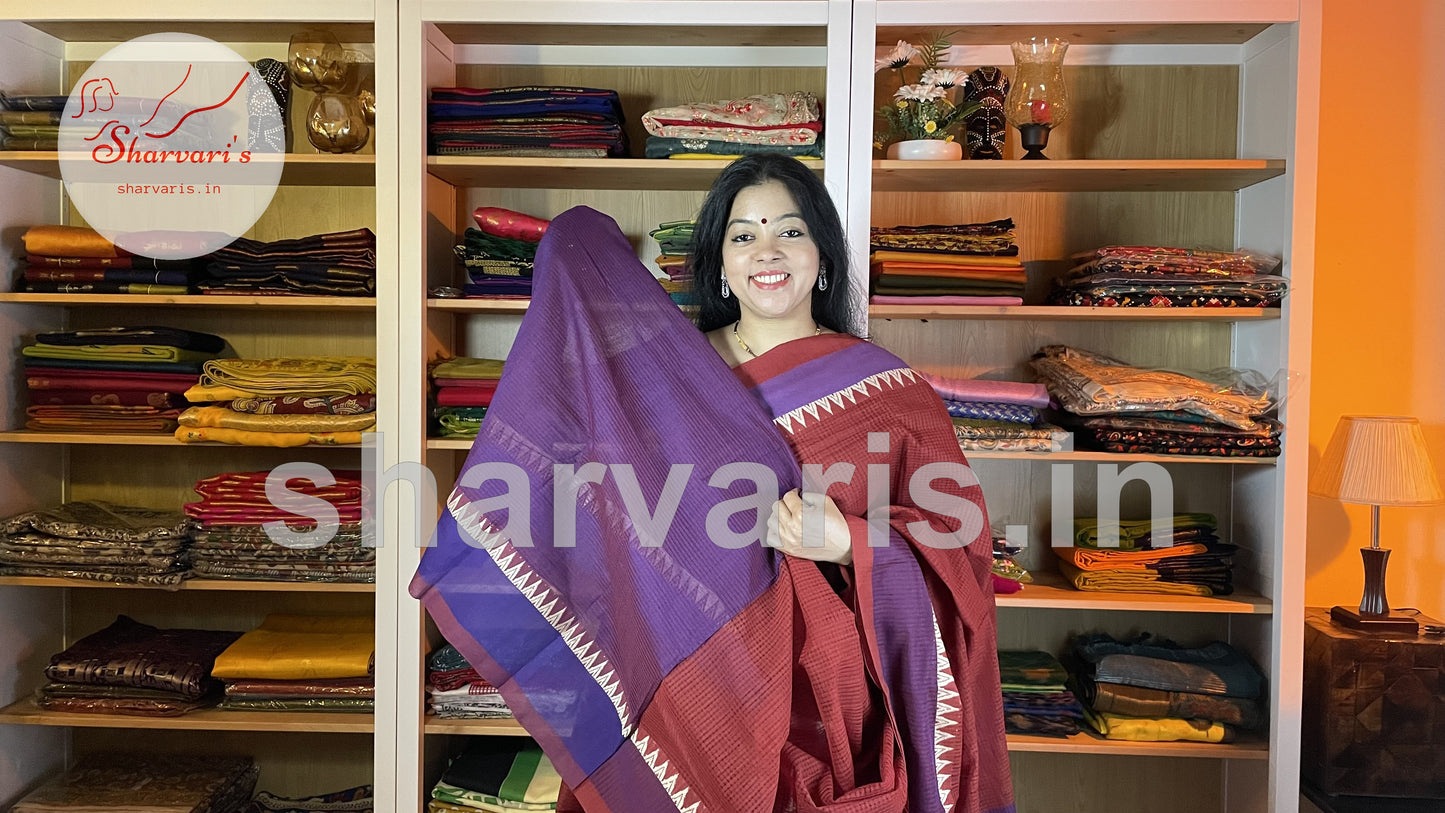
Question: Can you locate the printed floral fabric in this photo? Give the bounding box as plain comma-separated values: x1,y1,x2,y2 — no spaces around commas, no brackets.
3,501,190,542
642,91,820,131
1031,345,1272,431
1051,245,1287,308
228,394,376,415
45,615,242,698
9,754,257,813
870,219,1019,256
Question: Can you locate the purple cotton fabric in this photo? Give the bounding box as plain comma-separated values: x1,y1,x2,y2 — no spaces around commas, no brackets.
411,205,803,787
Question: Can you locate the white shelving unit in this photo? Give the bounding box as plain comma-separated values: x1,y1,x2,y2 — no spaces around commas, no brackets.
851,3,1318,812
0,1,399,809
395,1,852,808
0,2,1318,812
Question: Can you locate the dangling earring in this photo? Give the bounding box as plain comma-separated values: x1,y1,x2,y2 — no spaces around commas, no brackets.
816,264,828,292
721,272,730,298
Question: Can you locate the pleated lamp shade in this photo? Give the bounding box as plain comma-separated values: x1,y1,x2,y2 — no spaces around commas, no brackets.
1310,415,1444,506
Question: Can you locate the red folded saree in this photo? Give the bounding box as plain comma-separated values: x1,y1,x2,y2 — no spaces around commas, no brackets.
410,206,1013,813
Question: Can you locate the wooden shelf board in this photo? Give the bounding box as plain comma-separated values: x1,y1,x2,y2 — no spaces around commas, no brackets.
875,23,1273,47
21,19,375,44
996,571,1271,614
427,298,531,314
433,22,826,47
1005,730,1269,759
961,449,1275,465
869,304,1278,321
0,697,373,733
0,153,375,187
0,576,374,593
423,714,1265,758
427,156,822,190
430,301,1276,322
422,439,1274,464
0,431,363,448
424,717,528,736
870,159,1286,193
0,293,375,310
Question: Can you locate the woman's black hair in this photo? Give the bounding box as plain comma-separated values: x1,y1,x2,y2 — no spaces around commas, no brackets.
688,153,860,335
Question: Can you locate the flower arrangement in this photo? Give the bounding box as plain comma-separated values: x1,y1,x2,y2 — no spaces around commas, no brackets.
873,31,978,148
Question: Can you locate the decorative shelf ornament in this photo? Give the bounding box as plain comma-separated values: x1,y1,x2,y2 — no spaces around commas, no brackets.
962,66,1010,159
1005,37,1070,160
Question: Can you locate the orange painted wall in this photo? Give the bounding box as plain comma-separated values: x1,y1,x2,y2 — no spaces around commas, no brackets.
1309,0,1445,618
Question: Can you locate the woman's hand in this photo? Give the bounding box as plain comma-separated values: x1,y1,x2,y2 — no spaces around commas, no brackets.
766,489,853,565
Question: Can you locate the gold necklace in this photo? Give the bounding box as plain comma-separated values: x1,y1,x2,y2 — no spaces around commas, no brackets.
733,320,822,359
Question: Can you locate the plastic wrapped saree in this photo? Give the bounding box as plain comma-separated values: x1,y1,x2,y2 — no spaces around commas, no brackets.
410,206,1013,813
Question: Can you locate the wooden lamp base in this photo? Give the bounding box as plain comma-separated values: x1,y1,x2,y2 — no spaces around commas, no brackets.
1330,605,1419,635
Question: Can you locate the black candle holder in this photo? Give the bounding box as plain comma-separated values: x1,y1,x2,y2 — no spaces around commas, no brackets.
1017,123,1051,160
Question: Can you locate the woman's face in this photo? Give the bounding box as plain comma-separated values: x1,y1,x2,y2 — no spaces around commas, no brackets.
721,180,821,322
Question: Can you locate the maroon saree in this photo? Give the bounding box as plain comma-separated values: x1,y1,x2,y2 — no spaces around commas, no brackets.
411,206,1012,813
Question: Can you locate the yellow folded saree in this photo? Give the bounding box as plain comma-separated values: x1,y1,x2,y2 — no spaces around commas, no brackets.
868,250,1024,268
1056,560,1214,597
174,426,364,446
1084,708,1232,743
186,357,377,400
1054,543,1210,571
23,343,219,363
430,357,505,380
22,224,122,258
212,614,374,680
178,405,376,434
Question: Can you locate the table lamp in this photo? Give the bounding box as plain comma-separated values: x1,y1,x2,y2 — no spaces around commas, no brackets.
1309,415,1443,634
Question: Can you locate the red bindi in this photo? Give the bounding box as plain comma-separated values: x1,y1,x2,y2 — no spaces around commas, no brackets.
761,218,767,224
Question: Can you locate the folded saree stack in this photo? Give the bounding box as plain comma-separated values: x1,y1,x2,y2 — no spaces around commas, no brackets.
648,219,695,303
458,208,548,298
9,753,258,813
869,218,1026,305
16,225,195,294
456,231,535,298
1031,344,1282,458
199,228,376,296
997,650,1086,737
990,534,1032,594
427,644,511,719
642,91,824,159
1048,245,1288,308
0,93,63,150
428,739,561,813
248,784,376,813
1053,513,1236,597
212,614,375,712
24,326,229,433
0,501,192,585
1070,633,1266,743
431,357,503,439
37,614,242,716
184,469,373,583
921,370,1069,453
177,357,377,445
428,86,627,157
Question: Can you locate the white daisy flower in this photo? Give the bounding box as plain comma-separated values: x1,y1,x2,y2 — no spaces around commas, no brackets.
894,84,948,102
920,68,966,89
875,40,920,73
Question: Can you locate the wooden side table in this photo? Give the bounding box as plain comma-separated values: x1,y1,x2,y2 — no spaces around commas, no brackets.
1302,607,1445,800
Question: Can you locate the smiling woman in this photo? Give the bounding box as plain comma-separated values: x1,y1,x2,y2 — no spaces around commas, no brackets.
689,153,860,357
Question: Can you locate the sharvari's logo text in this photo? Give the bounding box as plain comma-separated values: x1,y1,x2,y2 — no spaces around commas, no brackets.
59,33,283,259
